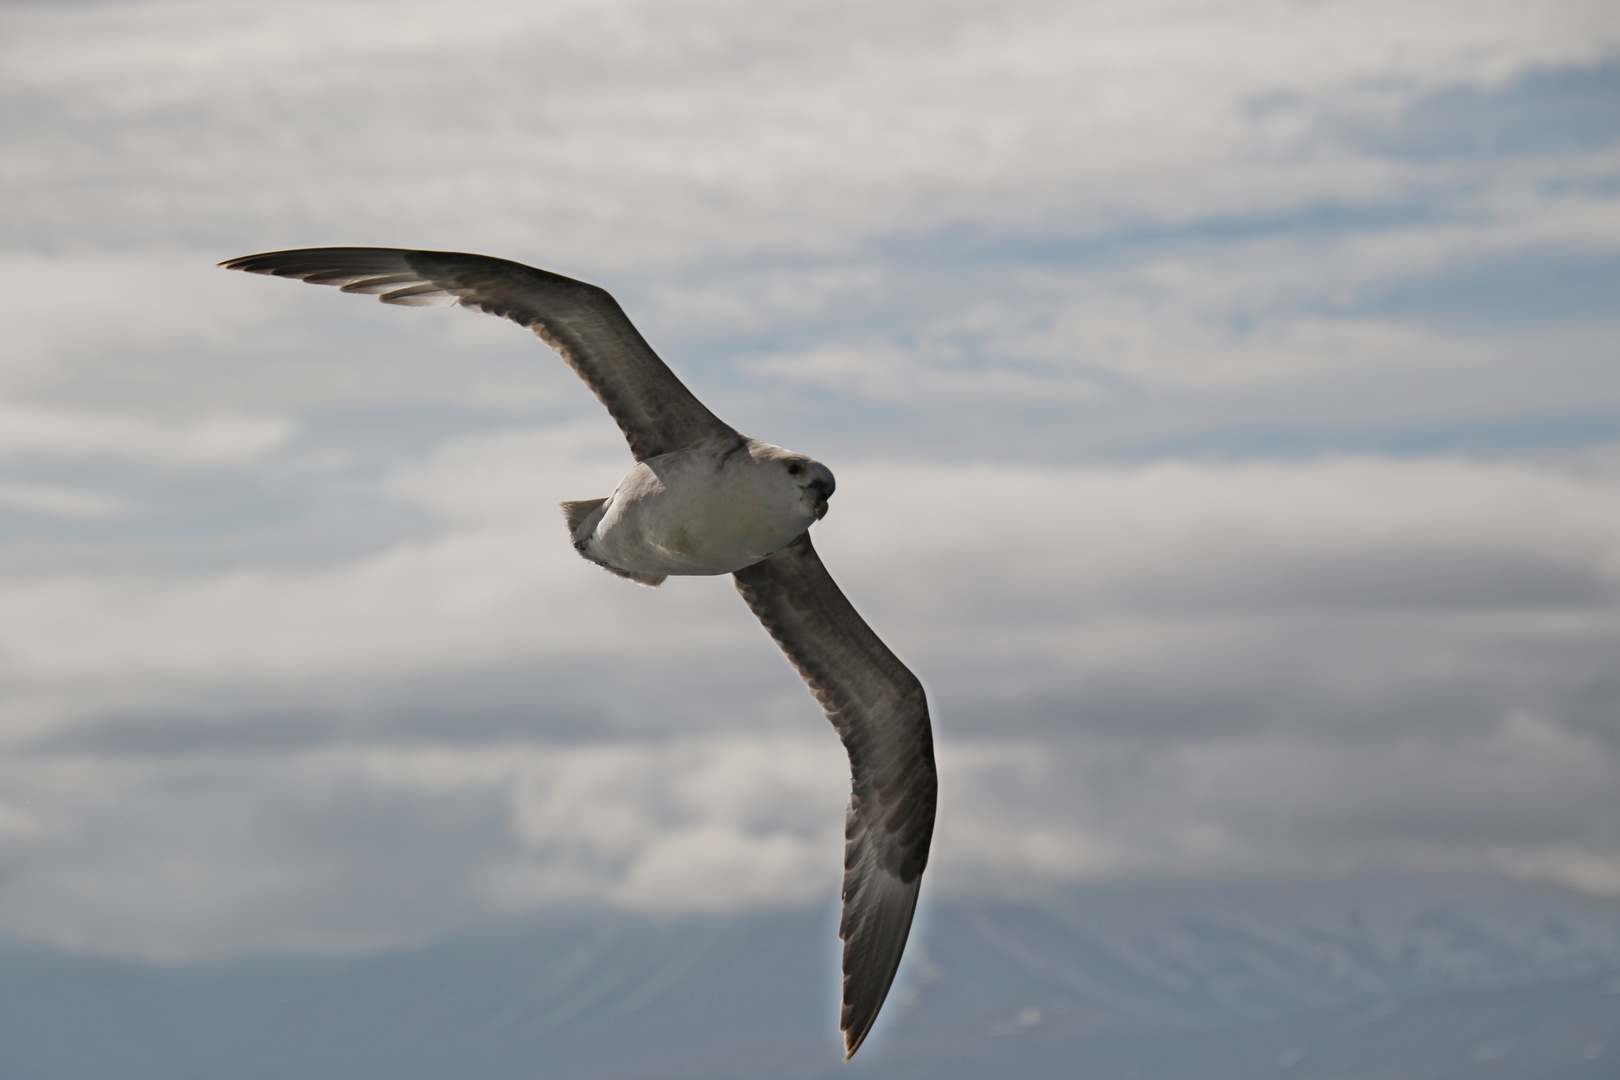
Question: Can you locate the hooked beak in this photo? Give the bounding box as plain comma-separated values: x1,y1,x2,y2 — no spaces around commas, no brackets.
805,477,834,520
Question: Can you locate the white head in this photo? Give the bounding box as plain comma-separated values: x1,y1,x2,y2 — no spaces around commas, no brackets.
749,442,837,522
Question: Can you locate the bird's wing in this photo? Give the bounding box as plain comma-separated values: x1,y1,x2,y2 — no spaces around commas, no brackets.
221,247,736,461
732,533,936,1059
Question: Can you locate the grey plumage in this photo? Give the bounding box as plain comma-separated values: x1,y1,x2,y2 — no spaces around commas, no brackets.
734,534,934,1056
221,248,735,461
223,247,937,1058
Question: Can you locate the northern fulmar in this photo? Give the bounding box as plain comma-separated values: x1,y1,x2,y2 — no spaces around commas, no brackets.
222,248,937,1058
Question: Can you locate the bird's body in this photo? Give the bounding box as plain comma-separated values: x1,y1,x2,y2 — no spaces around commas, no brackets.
575,438,834,584
222,246,934,1059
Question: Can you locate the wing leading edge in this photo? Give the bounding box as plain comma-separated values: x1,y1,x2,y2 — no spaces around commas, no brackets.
733,533,937,1057
221,247,736,460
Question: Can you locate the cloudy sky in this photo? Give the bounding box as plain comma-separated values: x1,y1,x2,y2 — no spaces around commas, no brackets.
1,0,1617,960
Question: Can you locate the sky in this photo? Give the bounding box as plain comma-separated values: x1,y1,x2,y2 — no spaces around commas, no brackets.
0,0,1618,961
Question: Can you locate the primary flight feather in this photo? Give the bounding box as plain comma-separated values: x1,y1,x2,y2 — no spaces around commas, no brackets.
222,247,937,1058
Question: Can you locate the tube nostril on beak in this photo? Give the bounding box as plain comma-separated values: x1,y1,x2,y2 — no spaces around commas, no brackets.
800,463,835,522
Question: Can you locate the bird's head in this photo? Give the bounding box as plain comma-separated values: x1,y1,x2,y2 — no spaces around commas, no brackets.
743,441,836,523
782,454,836,520
761,443,835,518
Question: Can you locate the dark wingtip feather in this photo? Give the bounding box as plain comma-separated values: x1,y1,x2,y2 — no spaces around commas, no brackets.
219,248,415,278
219,250,328,276
836,859,923,1058
843,1014,875,1059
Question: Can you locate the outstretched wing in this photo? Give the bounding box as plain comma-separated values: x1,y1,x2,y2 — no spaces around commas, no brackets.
732,533,936,1059
221,248,736,461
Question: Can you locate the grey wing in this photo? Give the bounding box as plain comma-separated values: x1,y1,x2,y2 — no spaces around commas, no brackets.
221,247,736,460
732,533,937,1059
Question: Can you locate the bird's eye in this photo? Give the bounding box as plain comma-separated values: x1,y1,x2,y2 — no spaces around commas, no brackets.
787,462,802,476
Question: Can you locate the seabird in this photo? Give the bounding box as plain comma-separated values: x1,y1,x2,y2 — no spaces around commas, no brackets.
221,248,937,1058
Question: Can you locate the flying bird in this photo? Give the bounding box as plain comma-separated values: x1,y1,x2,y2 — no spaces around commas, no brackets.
221,248,936,1058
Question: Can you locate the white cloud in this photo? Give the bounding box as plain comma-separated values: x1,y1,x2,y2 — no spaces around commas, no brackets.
0,481,124,519
3,712,1614,958
746,344,1112,405
382,422,626,525
0,0,1616,965
9,447,1615,725
933,711,1620,896
707,176,1620,410
0,253,576,424
1,0,1612,472
0,736,849,958
0,403,291,466
493,735,848,912
4,0,1613,260
1,451,1617,955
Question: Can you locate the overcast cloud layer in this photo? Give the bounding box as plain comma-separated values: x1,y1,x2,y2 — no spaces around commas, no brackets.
1,0,1617,958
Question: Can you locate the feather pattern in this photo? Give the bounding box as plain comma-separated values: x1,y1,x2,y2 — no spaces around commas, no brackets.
733,534,937,1058
220,247,736,461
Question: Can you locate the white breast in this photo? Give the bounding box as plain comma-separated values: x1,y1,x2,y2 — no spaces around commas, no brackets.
582,442,817,577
